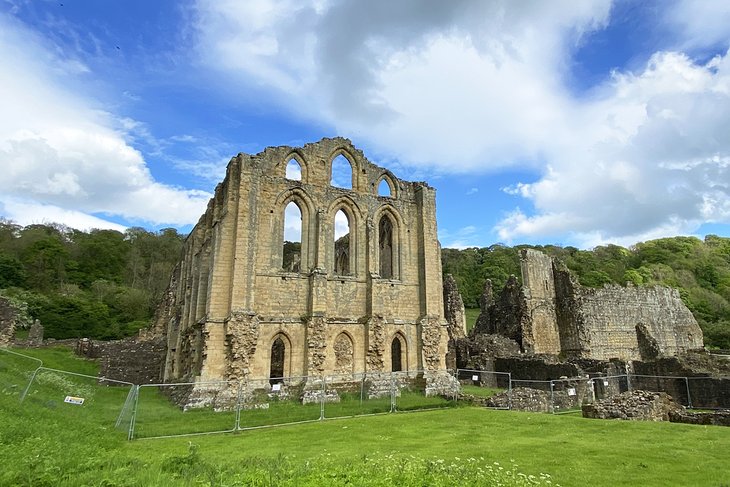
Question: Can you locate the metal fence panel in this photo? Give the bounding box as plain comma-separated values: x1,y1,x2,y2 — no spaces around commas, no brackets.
133,380,238,439
588,374,630,403
0,348,42,401
686,377,730,410
550,377,590,414
392,370,457,412
322,373,393,419
22,367,133,428
456,368,511,409
237,375,322,430
630,374,691,407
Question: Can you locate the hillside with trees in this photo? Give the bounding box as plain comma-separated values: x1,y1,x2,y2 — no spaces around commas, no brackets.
442,236,730,349
2,218,729,349
0,220,183,340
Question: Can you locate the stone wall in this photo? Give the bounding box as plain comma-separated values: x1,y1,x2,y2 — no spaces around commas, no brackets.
474,249,704,361
158,138,450,399
77,337,166,384
520,250,561,354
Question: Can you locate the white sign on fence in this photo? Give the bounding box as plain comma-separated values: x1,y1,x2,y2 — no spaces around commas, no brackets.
64,396,85,405
603,380,609,386
472,375,479,381
567,388,576,396
271,384,281,392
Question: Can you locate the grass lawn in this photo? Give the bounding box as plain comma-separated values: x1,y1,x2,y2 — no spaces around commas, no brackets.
2,346,729,486
465,307,480,331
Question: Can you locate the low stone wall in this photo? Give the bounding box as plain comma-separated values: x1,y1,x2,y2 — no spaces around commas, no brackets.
632,353,730,409
487,387,550,412
76,337,166,384
494,357,582,381
669,410,730,427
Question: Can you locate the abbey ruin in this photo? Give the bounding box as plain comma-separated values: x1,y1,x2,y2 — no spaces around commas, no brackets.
153,138,452,399
472,249,704,361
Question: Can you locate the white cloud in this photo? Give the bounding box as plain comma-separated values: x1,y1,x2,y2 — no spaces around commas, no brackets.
0,197,126,232
440,225,480,249
0,13,210,230
193,0,730,246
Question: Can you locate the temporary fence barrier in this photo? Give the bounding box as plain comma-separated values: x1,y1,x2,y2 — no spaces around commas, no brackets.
126,370,459,439
391,370,458,412
5,347,730,440
19,365,134,431
588,374,630,403
133,380,239,439
455,368,511,409
686,376,730,410
238,375,321,430
630,374,692,407
548,377,590,414
0,347,42,400
322,372,393,419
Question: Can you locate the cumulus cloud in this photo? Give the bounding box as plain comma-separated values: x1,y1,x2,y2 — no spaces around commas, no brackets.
497,51,730,247
0,13,210,230
193,0,730,246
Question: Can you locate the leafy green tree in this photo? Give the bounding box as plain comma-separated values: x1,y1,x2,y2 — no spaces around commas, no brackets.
0,252,25,288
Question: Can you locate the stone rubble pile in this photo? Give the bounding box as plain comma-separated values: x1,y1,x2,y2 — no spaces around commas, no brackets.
582,390,684,421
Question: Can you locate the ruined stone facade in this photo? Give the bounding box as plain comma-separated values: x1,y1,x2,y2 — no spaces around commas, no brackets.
157,138,450,392
476,249,704,361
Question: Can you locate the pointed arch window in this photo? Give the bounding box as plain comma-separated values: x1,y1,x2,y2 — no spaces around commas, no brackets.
270,336,285,383
378,178,392,197
283,201,302,272
391,335,404,372
331,154,353,189
285,158,302,181
334,209,351,275
379,215,394,279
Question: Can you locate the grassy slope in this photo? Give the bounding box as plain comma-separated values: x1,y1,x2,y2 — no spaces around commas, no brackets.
465,307,480,332
2,347,729,487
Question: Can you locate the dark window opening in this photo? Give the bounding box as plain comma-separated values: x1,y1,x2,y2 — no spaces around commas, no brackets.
391,337,402,372
270,337,285,384
379,216,394,278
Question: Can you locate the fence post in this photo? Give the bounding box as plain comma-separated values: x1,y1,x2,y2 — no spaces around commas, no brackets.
235,379,243,431
508,374,513,410
390,372,396,413
320,376,325,420
684,377,693,409
127,385,140,441
549,380,555,414
19,366,42,404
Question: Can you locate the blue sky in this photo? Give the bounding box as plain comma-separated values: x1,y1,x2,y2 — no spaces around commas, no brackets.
1,0,730,249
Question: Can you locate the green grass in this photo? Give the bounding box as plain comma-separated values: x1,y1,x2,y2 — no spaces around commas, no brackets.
2,346,730,486
465,307,480,331
461,384,504,398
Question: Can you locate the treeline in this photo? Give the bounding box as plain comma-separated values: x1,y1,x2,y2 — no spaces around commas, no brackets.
442,236,730,349
3,218,729,349
0,220,183,340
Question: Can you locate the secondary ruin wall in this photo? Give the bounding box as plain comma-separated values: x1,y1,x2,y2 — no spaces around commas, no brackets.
475,249,704,361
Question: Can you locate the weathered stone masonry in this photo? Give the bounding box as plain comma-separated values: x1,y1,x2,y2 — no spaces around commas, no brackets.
156,138,450,393
476,249,704,361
